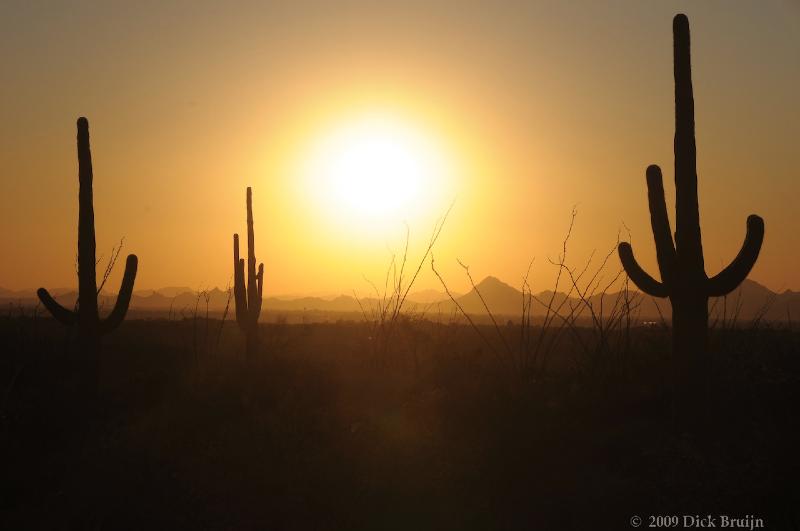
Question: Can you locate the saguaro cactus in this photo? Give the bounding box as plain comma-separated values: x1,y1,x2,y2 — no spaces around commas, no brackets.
618,15,764,413
37,118,139,350
233,187,264,357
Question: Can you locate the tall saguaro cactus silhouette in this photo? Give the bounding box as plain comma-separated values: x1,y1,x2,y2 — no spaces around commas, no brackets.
618,15,764,413
37,118,139,352
233,187,264,357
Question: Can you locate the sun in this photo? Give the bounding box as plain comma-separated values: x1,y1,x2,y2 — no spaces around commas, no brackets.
301,111,453,231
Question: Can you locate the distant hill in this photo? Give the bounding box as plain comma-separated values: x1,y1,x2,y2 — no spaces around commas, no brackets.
455,276,523,315
442,276,798,324
409,288,463,304
135,286,194,298
2,278,798,323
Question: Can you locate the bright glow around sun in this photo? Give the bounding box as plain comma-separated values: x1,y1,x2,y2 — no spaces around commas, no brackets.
301,111,453,232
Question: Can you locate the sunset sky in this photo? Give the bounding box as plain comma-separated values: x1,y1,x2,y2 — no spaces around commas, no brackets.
1,1,798,296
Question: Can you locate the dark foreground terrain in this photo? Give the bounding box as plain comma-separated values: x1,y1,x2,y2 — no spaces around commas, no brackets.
1,314,799,530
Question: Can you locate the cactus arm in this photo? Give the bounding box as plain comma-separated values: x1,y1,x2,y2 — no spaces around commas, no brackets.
706,215,764,297
37,288,77,325
646,165,677,286
233,234,248,330
672,14,704,270
236,258,248,329
76,117,100,323
618,242,670,297
99,254,138,334
255,263,264,319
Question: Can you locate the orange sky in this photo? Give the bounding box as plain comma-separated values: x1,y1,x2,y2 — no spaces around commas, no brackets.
1,1,798,296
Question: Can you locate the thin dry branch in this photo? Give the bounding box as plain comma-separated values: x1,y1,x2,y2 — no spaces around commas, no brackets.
431,254,498,358
457,258,514,361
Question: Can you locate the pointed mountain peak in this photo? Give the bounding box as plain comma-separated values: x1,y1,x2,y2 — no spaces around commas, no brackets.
476,276,516,291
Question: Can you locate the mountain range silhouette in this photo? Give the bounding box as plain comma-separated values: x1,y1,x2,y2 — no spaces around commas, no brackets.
2,276,796,322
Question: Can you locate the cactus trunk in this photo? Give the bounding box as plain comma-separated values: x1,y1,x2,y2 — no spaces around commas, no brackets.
77,119,100,340
38,117,139,391
233,187,264,358
618,15,764,426
671,290,709,418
